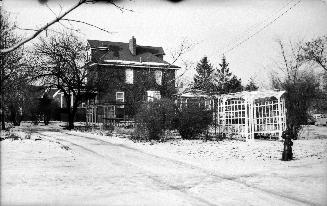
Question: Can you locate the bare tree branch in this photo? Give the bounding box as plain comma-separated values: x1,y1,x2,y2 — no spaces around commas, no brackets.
1,0,86,54
107,1,134,12
61,18,116,34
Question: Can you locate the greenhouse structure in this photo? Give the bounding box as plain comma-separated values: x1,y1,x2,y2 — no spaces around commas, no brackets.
177,90,287,141
210,90,286,141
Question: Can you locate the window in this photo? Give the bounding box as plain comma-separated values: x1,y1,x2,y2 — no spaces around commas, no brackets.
116,92,125,103
116,92,125,108
147,90,161,102
155,70,162,85
125,69,134,84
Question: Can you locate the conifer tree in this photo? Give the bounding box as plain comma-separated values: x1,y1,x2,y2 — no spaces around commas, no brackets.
193,57,215,93
244,78,259,91
215,55,243,94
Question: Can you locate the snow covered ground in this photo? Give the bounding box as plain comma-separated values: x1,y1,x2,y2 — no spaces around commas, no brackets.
1,123,327,206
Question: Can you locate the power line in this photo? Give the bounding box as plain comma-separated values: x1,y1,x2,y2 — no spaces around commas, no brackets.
221,0,297,53
221,0,302,55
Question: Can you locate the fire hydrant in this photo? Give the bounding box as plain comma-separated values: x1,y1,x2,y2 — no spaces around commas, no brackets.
282,129,293,161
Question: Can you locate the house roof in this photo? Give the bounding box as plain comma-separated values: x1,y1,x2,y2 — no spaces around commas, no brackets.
87,39,179,69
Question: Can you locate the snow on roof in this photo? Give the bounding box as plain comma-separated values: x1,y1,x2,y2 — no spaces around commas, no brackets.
177,90,285,101
214,90,285,101
177,89,209,98
179,93,209,98
101,60,179,69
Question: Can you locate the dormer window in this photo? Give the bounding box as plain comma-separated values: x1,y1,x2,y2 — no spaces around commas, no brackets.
98,46,108,51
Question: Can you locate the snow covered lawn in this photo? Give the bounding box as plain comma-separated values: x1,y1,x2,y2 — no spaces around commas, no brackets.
1,123,327,205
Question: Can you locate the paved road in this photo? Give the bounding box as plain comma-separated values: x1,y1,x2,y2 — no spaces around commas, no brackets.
30,128,318,206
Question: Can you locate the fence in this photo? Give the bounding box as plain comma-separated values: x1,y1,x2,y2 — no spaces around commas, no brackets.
86,104,135,128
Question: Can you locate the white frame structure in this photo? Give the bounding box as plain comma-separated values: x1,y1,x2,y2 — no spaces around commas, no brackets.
211,90,286,141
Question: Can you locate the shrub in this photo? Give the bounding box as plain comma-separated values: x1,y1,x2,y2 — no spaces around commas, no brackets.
176,103,212,140
134,98,177,141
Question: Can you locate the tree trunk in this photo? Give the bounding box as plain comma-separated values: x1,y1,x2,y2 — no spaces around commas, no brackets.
1,113,5,130
67,104,78,130
68,111,74,130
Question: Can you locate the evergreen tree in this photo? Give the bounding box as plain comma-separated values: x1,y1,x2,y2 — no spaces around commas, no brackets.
193,57,215,93
215,55,243,94
244,78,259,91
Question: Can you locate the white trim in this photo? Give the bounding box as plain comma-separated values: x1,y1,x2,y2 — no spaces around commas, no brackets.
53,90,60,98
60,94,63,108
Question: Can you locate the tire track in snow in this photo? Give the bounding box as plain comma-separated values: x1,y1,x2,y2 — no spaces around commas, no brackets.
60,131,321,206
37,131,218,206
37,130,319,206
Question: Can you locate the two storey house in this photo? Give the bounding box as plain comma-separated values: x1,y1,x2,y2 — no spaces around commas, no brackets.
86,36,179,122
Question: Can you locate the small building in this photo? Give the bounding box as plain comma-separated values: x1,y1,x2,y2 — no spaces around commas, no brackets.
176,90,287,141
86,36,180,124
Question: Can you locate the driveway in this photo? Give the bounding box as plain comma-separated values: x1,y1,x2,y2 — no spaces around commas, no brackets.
1,125,325,206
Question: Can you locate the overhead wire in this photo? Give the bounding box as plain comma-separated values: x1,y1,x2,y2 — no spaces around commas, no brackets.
219,0,302,56
221,0,297,54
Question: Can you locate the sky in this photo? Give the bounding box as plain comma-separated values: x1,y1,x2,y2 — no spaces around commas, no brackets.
2,0,327,88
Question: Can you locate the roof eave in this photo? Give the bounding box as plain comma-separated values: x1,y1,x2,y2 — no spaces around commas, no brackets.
95,63,180,70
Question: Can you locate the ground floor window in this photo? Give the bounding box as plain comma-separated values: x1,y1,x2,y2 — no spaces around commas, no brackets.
147,90,161,102
116,92,125,104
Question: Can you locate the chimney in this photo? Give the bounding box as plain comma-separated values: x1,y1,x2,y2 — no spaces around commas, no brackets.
129,36,136,55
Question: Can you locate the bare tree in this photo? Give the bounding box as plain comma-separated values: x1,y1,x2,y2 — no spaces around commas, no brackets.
31,32,95,129
271,39,320,139
298,35,327,72
0,11,27,129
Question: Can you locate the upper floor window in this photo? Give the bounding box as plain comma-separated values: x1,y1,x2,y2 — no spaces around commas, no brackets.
155,70,162,85
125,69,134,84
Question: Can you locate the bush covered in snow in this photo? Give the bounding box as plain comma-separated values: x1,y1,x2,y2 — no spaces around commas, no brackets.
176,103,212,140
134,98,177,141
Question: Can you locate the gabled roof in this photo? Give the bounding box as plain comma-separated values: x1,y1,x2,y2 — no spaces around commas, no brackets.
87,39,179,69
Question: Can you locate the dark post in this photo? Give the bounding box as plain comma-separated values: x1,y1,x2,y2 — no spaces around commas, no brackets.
282,128,294,161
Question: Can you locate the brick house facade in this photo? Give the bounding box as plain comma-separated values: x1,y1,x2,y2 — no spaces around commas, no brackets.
86,37,179,121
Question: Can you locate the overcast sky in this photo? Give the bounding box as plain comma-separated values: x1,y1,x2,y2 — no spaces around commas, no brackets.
2,0,327,88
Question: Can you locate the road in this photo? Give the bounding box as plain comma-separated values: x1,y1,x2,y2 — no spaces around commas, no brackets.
2,126,324,206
